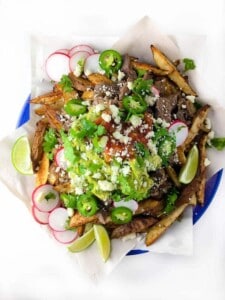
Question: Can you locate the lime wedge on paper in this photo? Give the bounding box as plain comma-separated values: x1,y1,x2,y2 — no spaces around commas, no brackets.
67,227,95,252
93,224,111,262
179,145,199,184
11,135,33,175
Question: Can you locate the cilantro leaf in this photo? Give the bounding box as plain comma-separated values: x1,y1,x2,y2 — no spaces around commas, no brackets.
211,137,225,151
183,58,196,72
59,75,73,92
133,78,153,96
60,130,76,164
164,188,179,214
43,128,57,159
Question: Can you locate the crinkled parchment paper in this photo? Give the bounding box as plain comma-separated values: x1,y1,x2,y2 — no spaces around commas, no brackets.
0,16,225,281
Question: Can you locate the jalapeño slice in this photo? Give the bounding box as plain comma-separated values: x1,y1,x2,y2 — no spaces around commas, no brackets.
64,99,87,116
111,206,132,224
122,95,147,114
99,49,122,75
77,196,98,217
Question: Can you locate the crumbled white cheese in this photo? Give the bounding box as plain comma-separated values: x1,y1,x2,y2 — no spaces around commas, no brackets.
130,115,142,128
145,95,157,106
117,70,125,81
186,95,196,103
145,131,155,139
147,140,157,155
121,165,130,176
94,103,105,113
204,118,212,130
75,187,83,195
122,233,136,241
101,113,111,123
127,81,134,90
204,158,211,167
98,180,115,191
109,104,119,118
92,172,101,179
67,208,74,217
156,117,170,128
208,130,215,140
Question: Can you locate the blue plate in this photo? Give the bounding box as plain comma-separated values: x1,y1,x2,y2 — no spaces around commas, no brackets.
19,95,223,255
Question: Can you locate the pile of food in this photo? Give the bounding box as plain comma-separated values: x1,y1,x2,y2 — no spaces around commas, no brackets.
12,42,217,261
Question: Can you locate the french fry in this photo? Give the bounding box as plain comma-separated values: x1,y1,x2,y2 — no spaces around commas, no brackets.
30,91,63,104
135,199,164,216
88,73,113,85
131,60,171,76
166,166,181,188
150,45,197,96
145,203,188,246
69,212,98,227
81,90,94,100
35,152,49,186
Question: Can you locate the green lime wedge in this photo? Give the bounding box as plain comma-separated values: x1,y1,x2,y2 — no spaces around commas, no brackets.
67,227,95,252
93,224,111,262
179,145,199,184
11,135,33,175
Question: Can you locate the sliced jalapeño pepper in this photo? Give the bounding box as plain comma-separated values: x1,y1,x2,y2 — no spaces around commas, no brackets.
64,99,87,116
111,206,132,224
77,196,98,217
99,49,122,75
122,95,147,114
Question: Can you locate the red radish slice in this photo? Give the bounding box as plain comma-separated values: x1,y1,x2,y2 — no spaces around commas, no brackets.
84,53,101,76
32,205,49,225
114,200,138,213
32,184,60,212
69,51,90,75
69,44,95,57
45,53,70,82
48,207,69,232
54,48,70,55
52,229,78,244
54,147,68,170
168,120,189,147
151,86,160,97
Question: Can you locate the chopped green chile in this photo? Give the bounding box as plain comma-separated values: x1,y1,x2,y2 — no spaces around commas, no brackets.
122,95,147,114
99,50,122,75
64,99,87,116
77,196,99,217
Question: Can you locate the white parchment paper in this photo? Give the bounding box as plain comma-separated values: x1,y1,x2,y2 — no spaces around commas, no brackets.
0,16,225,281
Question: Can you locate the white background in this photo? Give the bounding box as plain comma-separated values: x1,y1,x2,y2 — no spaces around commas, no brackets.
0,0,225,299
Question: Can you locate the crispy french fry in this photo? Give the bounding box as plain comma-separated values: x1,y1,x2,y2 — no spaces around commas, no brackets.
35,152,49,186
45,108,63,131
30,91,63,104
182,105,210,150
131,60,171,76
81,90,94,100
196,134,208,204
69,212,98,227
166,166,181,188
145,203,188,246
88,73,113,85
135,199,164,216
151,45,197,96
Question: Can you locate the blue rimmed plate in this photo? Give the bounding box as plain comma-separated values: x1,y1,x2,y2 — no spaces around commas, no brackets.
18,95,223,256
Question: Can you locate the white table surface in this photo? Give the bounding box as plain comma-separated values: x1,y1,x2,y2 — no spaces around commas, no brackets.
0,0,225,299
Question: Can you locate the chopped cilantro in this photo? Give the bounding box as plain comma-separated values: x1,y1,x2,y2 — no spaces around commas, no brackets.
60,130,76,164
59,75,73,92
43,128,57,160
136,68,147,78
164,188,179,214
133,78,153,97
61,193,77,209
211,137,225,151
45,192,56,201
183,58,196,72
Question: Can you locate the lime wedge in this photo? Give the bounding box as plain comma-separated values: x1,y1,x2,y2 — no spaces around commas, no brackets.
11,135,33,175
93,224,111,262
67,227,95,252
179,145,199,184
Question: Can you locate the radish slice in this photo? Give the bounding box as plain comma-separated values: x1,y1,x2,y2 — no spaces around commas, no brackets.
32,205,50,225
69,51,90,76
45,52,70,82
114,200,138,213
54,48,70,55
84,53,102,76
48,207,69,232
69,44,95,57
52,229,78,244
54,147,68,170
168,120,189,147
32,184,60,212
151,86,160,97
